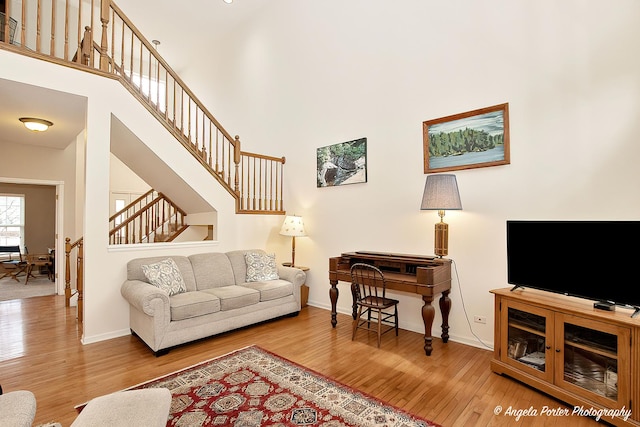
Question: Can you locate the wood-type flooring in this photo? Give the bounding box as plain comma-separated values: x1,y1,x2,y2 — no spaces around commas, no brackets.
0,295,605,426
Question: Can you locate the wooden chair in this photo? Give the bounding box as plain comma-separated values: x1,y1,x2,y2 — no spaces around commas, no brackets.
350,263,399,347
0,245,28,282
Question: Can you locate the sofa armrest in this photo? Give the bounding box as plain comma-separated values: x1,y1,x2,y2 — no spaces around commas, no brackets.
121,279,170,317
277,266,306,287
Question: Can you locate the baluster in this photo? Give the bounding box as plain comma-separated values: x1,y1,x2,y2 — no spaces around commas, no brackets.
36,0,42,52
76,239,84,323
65,238,72,307
50,0,55,56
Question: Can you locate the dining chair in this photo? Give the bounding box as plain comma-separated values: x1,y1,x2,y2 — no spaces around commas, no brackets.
0,245,28,282
350,263,399,347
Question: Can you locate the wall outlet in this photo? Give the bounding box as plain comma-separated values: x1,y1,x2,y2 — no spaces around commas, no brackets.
474,315,487,324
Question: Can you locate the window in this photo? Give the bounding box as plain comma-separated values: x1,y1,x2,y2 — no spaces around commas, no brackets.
0,194,25,248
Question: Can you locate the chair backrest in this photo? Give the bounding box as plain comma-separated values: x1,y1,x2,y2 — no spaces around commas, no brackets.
350,263,387,300
0,245,23,262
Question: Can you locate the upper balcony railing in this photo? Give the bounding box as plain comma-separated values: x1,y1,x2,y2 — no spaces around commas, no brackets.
0,0,285,214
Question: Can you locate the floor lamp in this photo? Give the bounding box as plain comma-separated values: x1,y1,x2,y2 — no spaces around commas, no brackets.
420,174,462,257
279,215,306,267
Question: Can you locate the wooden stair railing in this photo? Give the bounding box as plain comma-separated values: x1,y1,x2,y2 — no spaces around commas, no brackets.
65,237,83,323
0,0,286,215
109,192,186,244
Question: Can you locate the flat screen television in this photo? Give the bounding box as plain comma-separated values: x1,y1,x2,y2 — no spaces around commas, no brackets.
506,220,640,317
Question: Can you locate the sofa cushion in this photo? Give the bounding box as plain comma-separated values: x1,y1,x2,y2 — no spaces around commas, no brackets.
244,252,279,282
226,249,264,285
202,286,260,311
128,256,197,292
169,291,221,321
240,279,294,302
188,253,236,290
141,258,187,296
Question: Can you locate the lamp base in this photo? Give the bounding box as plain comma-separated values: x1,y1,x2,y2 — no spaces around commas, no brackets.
434,221,449,257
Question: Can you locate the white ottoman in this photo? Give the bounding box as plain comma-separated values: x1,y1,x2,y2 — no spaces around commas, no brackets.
71,388,171,427
0,390,37,427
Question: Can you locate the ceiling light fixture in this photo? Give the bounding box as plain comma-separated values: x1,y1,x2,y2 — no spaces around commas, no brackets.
19,117,54,132
223,0,233,4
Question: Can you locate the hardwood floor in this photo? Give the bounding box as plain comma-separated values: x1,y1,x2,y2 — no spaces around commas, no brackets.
0,295,604,426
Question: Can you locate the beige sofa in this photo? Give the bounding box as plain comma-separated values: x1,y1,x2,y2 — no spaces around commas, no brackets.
121,249,306,355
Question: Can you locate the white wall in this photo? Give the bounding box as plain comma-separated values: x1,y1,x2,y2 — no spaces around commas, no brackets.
110,154,151,195
160,0,640,349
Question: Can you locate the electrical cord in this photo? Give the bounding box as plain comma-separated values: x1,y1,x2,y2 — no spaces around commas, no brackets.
450,258,493,350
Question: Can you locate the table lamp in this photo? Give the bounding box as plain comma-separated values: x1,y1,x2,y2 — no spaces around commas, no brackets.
420,174,462,257
279,215,306,267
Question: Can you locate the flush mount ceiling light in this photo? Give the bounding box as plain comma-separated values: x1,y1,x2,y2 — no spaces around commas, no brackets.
223,0,233,3
19,117,54,132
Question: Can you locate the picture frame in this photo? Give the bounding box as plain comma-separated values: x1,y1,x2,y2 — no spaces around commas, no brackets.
317,137,367,187
423,103,510,173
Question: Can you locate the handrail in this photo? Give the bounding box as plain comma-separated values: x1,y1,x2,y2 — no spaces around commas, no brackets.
1,0,286,215
109,189,156,223
65,237,83,323
109,192,186,244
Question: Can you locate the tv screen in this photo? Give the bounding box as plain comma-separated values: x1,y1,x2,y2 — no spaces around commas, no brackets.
506,220,640,310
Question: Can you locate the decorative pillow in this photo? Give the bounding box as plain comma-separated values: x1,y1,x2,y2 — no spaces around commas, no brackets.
245,252,279,282
141,258,187,296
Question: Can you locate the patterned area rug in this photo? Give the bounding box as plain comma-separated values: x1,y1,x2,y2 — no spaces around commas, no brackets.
126,345,439,426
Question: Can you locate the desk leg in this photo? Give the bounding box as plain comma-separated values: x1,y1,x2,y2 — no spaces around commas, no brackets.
439,290,451,343
330,279,339,327
421,295,435,356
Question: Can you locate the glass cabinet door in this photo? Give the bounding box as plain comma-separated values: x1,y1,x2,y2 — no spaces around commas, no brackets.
555,314,630,409
501,300,553,382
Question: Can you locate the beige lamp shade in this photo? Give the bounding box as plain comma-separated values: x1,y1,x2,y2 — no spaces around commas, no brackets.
279,215,307,237
280,215,306,267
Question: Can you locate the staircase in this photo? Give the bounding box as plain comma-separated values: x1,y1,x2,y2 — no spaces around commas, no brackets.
1,0,292,312
0,0,286,215
109,190,189,244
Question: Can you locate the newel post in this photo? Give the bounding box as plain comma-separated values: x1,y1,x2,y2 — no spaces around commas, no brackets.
99,0,111,72
77,239,84,324
64,237,71,307
233,135,241,195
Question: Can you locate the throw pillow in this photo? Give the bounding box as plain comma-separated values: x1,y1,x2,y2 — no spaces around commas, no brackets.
245,252,279,282
141,258,187,296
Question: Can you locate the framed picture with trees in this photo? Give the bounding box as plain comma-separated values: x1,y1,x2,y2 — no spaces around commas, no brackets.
423,103,510,173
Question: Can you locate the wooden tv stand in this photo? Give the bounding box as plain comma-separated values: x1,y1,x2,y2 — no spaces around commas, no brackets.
491,287,640,426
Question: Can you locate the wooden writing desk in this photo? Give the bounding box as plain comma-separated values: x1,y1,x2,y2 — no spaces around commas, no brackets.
329,251,452,356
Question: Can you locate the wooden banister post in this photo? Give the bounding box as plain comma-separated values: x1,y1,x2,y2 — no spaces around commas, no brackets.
233,135,241,196
80,26,92,65
77,239,84,323
64,237,71,307
99,0,111,72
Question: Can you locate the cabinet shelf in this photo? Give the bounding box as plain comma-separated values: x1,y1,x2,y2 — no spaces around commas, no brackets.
508,320,545,337
564,339,617,359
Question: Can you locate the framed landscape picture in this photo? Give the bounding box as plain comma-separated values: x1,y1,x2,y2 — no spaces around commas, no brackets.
317,137,367,187
423,103,510,173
